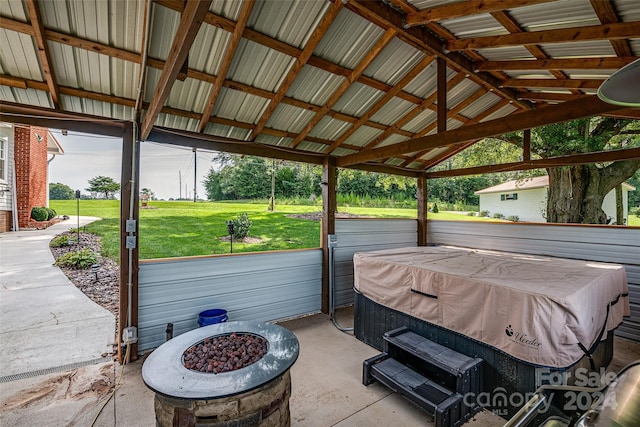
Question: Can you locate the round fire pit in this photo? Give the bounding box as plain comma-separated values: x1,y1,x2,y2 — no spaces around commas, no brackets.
142,321,299,427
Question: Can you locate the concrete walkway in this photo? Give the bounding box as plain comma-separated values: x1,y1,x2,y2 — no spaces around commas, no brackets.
0,216,116,379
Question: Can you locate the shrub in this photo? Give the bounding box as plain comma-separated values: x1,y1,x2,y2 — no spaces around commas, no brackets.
632,207,640,218
230,212,252,239
54,249,98,269
466,211,476,216
492,212,505,219
480,210,490,217
432,202,439,213
506,215,520,222
46,207,57,220
31,206,48,221
50,235,70,247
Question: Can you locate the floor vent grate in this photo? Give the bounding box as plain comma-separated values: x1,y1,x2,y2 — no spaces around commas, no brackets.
0,357,110,383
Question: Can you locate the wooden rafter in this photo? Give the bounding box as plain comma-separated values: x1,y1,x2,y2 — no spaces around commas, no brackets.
250,0,342,140
198,1,254,133
517,92,582,103
447,22,640,52
476,57,637,71
590,0,633,57
345,0,531,110
336,96,622,167
426,148,640,178
289,28,398,149
502,79,604,89
326,55,434,154
359,73,467,152
490,11,580,96
400,88,488,167
422,141,478,170
404,0,553,27
25,0,60,107
141,0,212,140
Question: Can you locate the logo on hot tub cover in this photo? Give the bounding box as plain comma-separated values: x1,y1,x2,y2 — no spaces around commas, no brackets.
505,324,541,348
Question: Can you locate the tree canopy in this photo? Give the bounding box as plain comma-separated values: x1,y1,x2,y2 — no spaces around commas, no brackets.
49,182,75,200
86,176,121,199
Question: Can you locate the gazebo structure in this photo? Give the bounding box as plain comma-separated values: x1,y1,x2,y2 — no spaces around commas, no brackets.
1,0,639,364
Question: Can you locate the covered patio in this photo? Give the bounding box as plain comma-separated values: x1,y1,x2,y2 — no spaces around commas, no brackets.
1,0,639,425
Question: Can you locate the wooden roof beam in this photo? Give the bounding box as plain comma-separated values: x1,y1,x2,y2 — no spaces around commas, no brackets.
404,0,554,27
198,1,254,133
25,0,60,107
476,57,638,71
326,55,434,154
358,73,468,152
590,0,633,57
345,1,530,110
426,148,640,178
448,22,640,51
290,28,397,149
250,0,342,140
502,79,604,89
141,0,212,140
336,96,622,167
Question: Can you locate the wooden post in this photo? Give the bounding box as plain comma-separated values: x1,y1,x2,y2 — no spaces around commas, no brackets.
118,122,140,363
321,157,336,314
437,57,447,133
523,129,531,161
417,174,428,246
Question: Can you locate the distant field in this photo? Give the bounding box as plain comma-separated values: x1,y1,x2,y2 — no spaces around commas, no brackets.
51,200,637,260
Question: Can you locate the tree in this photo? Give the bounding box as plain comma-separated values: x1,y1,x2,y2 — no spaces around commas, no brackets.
49,182,75,200
141,188,156,200
86,176,121,199
498,118,640,224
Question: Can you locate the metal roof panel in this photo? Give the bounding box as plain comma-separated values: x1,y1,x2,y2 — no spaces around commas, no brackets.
205,123,252,141
342,126,383,148
213,87,269,125
402,109,437,133
542,40,617,58
266,104,316,133
227,39,295,92
333,83,384,117
362,39,425,86
0,29,41,80
459,92,502,119
447,79,481,107
287,65,344,105
148,3,179,61
509,0,600,31
190,22,230,75
313,9,385,69
440,14,507,39
296,140,327,154
166,78,212,114
249,0,329,49
308,116,350,140
370,98,416,126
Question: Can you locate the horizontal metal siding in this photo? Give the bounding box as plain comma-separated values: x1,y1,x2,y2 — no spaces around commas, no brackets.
138,249,322,351
428,221,640,342
334,219,417,307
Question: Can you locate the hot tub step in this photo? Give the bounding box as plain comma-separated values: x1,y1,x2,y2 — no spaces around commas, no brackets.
363,327,484,426
366,356,463,427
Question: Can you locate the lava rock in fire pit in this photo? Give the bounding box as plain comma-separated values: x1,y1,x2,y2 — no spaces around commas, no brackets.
183,333,268,373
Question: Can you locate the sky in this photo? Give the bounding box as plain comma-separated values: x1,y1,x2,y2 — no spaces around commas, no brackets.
48,129,221,200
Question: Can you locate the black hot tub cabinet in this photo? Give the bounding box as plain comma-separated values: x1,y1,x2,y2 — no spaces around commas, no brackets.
354,290,614,419
142,321,299,427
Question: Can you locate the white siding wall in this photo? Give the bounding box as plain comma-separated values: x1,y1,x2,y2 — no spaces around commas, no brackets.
602,189,629,225
0,125,14,214
479,187,546,222
427,220,640,342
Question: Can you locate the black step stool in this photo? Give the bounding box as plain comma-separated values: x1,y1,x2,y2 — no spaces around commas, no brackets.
363,327,484,427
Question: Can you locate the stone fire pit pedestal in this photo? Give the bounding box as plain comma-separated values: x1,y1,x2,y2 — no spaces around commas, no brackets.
142,321,299,427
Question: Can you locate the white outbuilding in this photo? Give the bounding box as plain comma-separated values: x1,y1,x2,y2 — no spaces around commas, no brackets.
475,176,635,224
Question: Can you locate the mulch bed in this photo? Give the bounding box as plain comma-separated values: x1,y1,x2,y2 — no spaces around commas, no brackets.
49,231,120,317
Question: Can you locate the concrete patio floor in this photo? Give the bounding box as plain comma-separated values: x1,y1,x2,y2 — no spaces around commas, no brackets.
2,307,639,427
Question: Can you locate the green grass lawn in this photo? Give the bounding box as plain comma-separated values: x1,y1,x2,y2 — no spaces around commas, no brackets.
51,200,639,260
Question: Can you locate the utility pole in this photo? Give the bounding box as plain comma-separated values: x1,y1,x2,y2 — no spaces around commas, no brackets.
193,148,197,203
179,170,182,200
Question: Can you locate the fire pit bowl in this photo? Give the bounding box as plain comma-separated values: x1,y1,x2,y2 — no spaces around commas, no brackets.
142,321,299,426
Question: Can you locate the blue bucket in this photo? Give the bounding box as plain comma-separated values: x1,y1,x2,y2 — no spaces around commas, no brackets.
198,309,228,327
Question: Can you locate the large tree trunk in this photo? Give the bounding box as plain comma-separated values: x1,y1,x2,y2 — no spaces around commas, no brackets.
546,159,640,224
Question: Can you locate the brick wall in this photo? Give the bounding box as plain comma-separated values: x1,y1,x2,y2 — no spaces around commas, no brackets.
0,210,11,232
14,126,49,228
